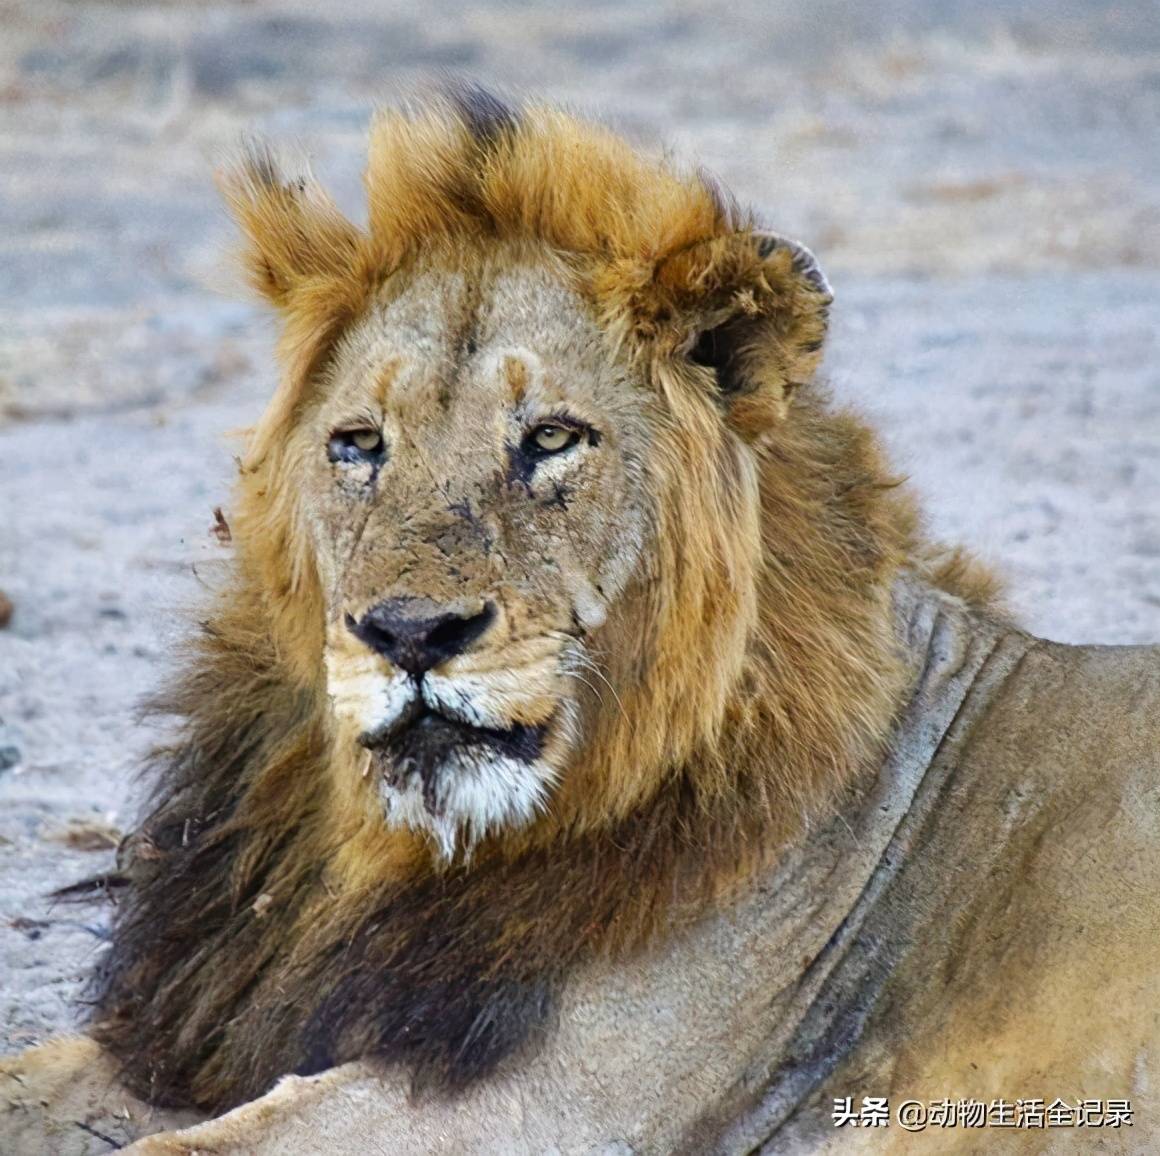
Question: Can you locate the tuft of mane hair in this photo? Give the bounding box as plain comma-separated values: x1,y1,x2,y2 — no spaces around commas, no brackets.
89,85,1002,1112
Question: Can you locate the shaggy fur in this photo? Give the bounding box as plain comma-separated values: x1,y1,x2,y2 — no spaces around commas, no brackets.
91,86,998,1112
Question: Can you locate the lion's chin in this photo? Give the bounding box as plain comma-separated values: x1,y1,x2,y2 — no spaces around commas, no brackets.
366,711,558,859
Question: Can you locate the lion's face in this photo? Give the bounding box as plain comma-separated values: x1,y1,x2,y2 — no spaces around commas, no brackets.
296,256,653,854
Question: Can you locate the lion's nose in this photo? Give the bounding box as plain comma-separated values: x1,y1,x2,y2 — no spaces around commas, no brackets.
347,597,497,675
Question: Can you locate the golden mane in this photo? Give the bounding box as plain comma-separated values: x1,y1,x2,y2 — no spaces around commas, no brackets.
90,87,999,1112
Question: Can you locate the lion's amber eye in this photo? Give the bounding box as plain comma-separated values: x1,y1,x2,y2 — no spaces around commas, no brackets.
351,429,383,453
529,424,579,455
328,428,385,464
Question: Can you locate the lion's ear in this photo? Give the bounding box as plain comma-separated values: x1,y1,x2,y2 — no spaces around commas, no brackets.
217,140,365,311
674,230,833,411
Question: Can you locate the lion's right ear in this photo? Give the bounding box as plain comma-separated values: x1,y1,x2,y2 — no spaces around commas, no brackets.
217,140,366,311
219,143,375,474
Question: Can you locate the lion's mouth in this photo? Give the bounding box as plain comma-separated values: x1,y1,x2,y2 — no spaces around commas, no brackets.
360,702,549,796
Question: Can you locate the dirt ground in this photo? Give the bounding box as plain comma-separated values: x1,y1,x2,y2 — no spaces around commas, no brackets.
1,0,1158,1055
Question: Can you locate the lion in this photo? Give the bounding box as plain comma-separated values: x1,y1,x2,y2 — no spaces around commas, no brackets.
4,86,1160,1155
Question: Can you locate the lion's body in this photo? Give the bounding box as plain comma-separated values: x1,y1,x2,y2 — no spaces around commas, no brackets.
2,89,1156,1153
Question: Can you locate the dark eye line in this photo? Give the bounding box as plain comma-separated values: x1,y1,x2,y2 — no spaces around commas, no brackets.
539,410,592,433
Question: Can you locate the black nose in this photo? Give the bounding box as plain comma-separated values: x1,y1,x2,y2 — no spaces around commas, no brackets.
348,597,496,676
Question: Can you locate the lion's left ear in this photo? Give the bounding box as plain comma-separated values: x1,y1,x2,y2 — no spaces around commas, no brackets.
665,230,833,412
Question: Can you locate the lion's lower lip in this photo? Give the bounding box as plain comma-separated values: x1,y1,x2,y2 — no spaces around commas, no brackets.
361,708,549,766
402,713,547,763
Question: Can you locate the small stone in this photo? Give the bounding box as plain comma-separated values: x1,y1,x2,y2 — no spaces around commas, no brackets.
0,590,12,628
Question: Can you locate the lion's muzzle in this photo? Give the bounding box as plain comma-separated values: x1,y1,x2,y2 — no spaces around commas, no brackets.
330,597,568,857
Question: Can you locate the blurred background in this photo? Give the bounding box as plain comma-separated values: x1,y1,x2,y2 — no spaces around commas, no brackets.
1,0,1158,1051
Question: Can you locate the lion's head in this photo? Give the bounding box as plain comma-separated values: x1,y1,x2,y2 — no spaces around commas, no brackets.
92,88,998,1111
221,87,865,862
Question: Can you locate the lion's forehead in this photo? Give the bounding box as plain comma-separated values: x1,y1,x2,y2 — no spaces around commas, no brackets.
325,261,616,425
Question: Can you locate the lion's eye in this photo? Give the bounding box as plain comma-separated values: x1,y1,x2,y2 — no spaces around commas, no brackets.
527,424,580,455
351,429,382,452
328,428,385,464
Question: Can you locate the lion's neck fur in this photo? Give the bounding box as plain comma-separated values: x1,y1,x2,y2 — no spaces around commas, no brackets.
92,394,1000,1112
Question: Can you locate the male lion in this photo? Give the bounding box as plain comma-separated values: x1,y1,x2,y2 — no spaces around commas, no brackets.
4,87,1160,1154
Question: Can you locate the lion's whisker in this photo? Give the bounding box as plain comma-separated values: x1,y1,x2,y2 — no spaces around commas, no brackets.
564,650,626,719
556,645,627,723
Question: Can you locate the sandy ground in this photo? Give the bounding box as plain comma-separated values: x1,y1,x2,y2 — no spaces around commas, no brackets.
1,0,1158,1056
